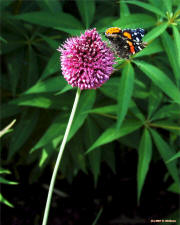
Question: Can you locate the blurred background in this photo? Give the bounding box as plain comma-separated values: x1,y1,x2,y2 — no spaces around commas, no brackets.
1,0,180,224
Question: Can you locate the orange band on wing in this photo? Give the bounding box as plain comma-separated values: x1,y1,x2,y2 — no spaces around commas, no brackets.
105,27,121,35
123,32,132,39
130,46,135,54
127,41,135,54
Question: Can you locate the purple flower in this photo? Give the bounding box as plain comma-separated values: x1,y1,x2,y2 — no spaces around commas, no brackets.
58,28,115,90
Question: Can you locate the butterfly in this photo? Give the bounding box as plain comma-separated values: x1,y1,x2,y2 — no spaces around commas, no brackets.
105,27,147,59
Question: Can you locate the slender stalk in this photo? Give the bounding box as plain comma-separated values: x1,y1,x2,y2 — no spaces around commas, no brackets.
42,88,81,225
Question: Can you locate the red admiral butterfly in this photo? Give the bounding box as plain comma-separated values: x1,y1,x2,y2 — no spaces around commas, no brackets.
105,27,147,59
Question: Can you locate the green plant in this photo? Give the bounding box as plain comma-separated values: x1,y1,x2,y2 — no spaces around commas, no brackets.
0,120,18,207
1,0,180,220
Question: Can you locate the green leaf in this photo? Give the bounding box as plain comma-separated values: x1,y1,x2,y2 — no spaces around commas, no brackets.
55,84,73,95
134,39,163,58
86,119,142,154
0,36,7,44
166,151,180,163
7,49,24,95
120,1,130,18
113,14,156,29
8,110,39,160
0,169,11,174
173,26,180,61
137,129,152,203
41,51,59,80
87,100,145,122
172,26,180,83
31,113,67,152
174,5,180,16
151,104,180,121
148,84,163,119
126,1,165,17
15,12,83,35
68,90,96,141
1,25,25,54
150,120,180,131
76,0,95,28
0,193,13,208
24,77,67,95
100,77,120,100
3,17,28,38
0,177,18,185
133,89,149,99
92,208,103,225
119,129,140,149
117,63,134,129
11,93,71,109
27,45,39,88
39,137,60,168
143,22,168,42
95,17,116,31
90,114,114,132
129,100,145,122
35,0,62,13
161,31,180,86
38,34,59,49
167,182,180,194
68,133,87,174
162,0,172,13
134,61,180,104
150,129,180,185
148,0,164,11
39,147,50,168
88,105,117,115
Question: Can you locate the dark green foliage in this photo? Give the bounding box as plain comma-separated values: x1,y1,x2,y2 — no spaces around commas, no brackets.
0,120,18,207
1,0,180,210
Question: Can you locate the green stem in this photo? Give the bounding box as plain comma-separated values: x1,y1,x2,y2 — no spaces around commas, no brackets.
42,88,81,225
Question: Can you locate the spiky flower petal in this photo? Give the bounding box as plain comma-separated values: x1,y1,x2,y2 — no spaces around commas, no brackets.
58,28,115,90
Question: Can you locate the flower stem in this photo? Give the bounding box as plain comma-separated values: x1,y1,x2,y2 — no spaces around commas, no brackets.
42,88,81,225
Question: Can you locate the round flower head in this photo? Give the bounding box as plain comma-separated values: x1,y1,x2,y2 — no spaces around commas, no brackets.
58,28,115,90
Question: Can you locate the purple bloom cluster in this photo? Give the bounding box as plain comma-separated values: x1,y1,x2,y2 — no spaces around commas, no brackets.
58,28,115,90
